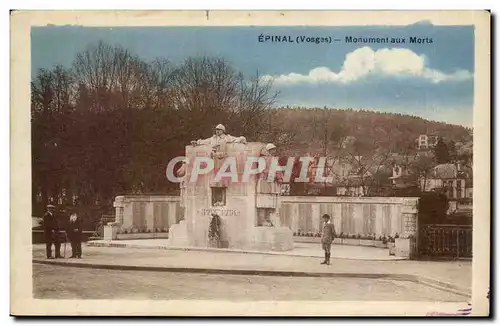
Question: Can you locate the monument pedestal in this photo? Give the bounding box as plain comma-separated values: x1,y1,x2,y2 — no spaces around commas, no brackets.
166,142,294,252
251,227,294,251
103,223,119,240
167,220,190,247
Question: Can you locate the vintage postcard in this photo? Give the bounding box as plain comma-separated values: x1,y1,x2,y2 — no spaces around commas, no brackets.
10,10,490,316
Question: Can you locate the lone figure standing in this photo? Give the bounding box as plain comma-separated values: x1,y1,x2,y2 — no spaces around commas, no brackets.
320,214,336,265
67,209,83,258
43,204,61,259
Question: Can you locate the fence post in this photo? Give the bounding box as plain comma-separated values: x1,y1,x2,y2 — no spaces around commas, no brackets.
456,228,459,259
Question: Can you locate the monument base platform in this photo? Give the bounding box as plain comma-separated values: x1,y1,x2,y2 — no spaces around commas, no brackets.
166,220,294,252
166,220,190,247
86,239,405,261
250,226,294,251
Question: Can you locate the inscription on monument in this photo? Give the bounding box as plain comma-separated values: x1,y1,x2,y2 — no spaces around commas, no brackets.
198,208,241,217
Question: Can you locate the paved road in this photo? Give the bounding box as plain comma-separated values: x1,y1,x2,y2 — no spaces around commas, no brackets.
33,263,467,302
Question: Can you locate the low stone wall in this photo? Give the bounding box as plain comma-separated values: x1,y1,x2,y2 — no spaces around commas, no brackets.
112,195,183,232
278,196,419,239
105,194,418,258
109,195,418,239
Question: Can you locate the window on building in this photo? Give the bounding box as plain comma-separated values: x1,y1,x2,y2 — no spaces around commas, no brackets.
211,187,226,207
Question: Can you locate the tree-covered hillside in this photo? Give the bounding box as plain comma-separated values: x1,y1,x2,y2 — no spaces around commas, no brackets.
31,40,473,216
269,106,472,156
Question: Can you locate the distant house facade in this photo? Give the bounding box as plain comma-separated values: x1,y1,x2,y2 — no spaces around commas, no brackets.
387,153,418,188
389,164,413,188
335,174,366,196
303,156,368,196
419,163,472,200
416,134,439,150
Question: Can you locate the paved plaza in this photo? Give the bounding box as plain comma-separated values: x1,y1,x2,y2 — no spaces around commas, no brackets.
33,263,468,302
32,242,472,301
87,238,405,261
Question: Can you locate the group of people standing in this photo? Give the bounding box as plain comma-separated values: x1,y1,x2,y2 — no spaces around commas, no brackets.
43,204,83,259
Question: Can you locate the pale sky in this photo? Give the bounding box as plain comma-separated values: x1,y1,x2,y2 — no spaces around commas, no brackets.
32,23,474,127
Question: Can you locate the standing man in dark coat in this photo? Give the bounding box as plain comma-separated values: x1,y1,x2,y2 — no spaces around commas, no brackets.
66,209,83,258
320,214,336,265
43,204,62,259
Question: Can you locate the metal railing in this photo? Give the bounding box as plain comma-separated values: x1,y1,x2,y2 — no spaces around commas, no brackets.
419,224,472,259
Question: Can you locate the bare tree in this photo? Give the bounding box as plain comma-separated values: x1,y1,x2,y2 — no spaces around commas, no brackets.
342,138,393,196
73,41,133,111
234,70,279,139
409,153,435,192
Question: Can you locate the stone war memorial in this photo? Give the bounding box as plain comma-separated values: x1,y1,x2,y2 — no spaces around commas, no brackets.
106,127,295,252
104,126,420,258
167,140,294,251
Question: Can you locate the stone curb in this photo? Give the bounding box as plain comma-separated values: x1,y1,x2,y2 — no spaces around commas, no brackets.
33,259,471,298
86,241,407,261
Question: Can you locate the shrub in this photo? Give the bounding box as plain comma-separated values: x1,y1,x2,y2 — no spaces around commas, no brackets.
418,192,449,225
360,234,373,240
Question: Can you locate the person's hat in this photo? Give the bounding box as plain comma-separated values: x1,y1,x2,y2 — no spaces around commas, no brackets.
47,204,55,209
265,143,277,151
215,124,226,132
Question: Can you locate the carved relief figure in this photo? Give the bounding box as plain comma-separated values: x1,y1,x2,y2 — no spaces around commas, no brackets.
191,124,247,147
259,143,284,184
